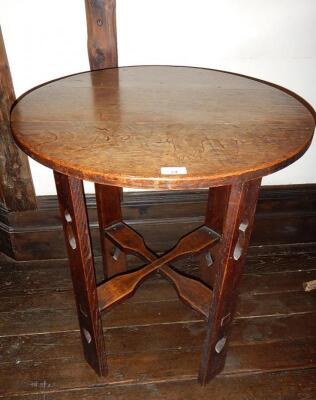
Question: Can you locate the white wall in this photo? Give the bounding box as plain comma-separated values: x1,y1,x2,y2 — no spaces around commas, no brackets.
1,0,315,195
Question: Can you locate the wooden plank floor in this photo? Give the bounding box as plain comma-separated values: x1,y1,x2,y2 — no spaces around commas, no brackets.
0,248,316,399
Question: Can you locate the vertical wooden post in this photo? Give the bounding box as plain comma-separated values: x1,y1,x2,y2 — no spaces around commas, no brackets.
0,27,36,211
85,0,118,70
85,0,127,278
54,171,107,376
199,179,261,384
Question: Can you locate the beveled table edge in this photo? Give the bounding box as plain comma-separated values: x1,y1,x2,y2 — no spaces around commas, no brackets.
10,65,316,190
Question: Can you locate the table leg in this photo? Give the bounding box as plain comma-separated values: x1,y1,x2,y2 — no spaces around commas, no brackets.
199,178,261,385
198,186,231,287
54,172,107,376
95,184,127,279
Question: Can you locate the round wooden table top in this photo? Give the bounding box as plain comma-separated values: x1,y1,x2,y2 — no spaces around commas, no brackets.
11,66,315,190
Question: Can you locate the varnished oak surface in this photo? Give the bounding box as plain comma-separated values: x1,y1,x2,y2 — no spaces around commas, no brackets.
11,66,315,189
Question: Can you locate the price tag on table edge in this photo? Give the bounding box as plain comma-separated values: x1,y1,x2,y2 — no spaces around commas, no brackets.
161,167,187,175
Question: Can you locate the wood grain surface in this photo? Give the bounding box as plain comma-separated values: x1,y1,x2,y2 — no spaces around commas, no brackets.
101,221,213,317
85,0,124,280
54,172,107,376
0,27,36,211
11,66,315,189
199,179,261,383
85,0,118,71
95,184,127,278
0,247,315,397
97,223,218,313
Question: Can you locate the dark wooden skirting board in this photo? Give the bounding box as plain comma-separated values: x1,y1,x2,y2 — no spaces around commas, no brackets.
1,184,316,261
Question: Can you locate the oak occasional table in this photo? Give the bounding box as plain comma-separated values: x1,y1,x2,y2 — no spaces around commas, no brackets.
11,66,315,385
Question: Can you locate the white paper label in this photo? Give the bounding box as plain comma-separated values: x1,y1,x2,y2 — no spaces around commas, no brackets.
160,167,187,175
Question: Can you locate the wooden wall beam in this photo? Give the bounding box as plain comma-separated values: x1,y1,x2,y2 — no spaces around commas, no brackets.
85,0,118,70
0,27,36,211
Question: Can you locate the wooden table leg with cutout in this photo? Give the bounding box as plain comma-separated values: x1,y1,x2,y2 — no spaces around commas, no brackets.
95,183,127,279
199,179,261,384
54,172,107,376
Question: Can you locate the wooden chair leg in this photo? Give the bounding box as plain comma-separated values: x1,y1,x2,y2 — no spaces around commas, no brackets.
198,186,231,287
95,183,127,279
54,172,107,376
199,179,261,385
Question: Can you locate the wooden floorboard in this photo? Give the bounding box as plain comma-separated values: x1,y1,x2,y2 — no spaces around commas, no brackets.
0,249,316,398
1,251,316,295
0,339,315,397
1,312,315,363
1,277,315,336
4,369,316,400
